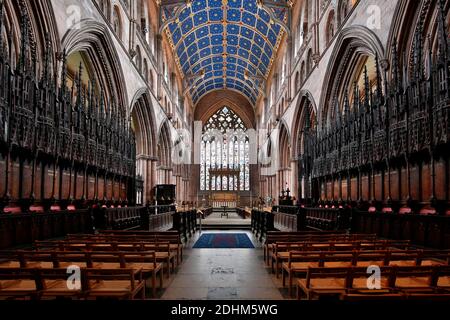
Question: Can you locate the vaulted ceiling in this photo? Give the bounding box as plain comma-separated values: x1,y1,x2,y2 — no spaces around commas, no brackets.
162,0,288,106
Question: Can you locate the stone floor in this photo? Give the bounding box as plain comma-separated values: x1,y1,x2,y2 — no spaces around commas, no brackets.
201,211,251,225
159,230,289,300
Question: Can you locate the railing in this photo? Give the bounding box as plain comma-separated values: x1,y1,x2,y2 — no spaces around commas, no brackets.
0,210,93,249
351,210,450,249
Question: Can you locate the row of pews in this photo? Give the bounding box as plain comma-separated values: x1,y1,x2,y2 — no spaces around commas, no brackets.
252,207,450,249
0,209,93,250
263,231,450,300
0,205,204,250
0,230,184,300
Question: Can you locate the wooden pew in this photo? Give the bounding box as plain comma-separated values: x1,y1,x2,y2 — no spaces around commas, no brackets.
0,250,163,298
36,268,85,299
87,252,163,297
83,268,145,300
283,250,448,297
0,268,40,299
296,265,450,300
297,266,352,300
34,240,175,279
264,233,378,264
271,239,413,276
67,232,184,264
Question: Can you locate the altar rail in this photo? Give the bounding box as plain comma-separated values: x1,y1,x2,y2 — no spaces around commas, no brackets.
351,211,450,249
0,210,93,249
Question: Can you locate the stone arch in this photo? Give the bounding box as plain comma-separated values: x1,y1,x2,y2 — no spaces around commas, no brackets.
278,121,291,165
318,25,385,127
157,120,173,184
62,19,128,112
386,0,448,78
1,0,60,74
194,90,256,129
130,89,158,203
291,90,318,159
130,89,157,157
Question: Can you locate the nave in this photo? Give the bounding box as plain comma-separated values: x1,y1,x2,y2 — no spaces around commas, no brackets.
161,230,283,300
1,218,450,301
0,0,450,305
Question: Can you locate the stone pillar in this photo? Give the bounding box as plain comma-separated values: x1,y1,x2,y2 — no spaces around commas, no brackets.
291,159,298,199
145,159,152,203
151,160,157,191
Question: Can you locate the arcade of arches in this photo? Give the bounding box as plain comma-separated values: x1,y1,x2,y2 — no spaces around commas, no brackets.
1,0,450,302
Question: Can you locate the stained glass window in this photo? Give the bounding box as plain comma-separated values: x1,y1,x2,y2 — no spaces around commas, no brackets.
200,106,250,191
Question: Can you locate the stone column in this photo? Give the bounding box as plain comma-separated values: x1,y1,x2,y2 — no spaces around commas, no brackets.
291,158,298,199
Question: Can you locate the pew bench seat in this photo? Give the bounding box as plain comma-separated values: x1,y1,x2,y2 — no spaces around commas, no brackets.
297,278,347,300
282,261,319,296
0,269,39,299
84,269,145,300
395,276,432,290
87,280,144,299
0,280,37,293
40,279,84,299
437,276,450,289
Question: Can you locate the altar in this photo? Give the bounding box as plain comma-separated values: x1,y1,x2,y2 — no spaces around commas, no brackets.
210,192,239,208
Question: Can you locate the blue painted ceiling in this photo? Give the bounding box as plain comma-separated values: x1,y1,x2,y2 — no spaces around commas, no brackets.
162,0,288,105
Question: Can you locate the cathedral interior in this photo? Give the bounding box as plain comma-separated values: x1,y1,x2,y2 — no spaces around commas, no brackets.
0,0,450,303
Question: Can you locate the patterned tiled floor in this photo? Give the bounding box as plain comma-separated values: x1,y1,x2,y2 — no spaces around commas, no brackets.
158,230,290,300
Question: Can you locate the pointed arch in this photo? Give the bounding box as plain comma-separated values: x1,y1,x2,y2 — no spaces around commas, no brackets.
157,120,173,184
318,25,385,127
62,19,128,112
1,0,60,75
291,90,318,159
130,89,157,157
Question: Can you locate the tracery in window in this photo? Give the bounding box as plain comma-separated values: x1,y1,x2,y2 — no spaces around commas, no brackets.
200,107,250,191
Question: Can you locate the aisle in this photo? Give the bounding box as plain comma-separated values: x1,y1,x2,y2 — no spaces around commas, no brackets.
160,231,284,300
